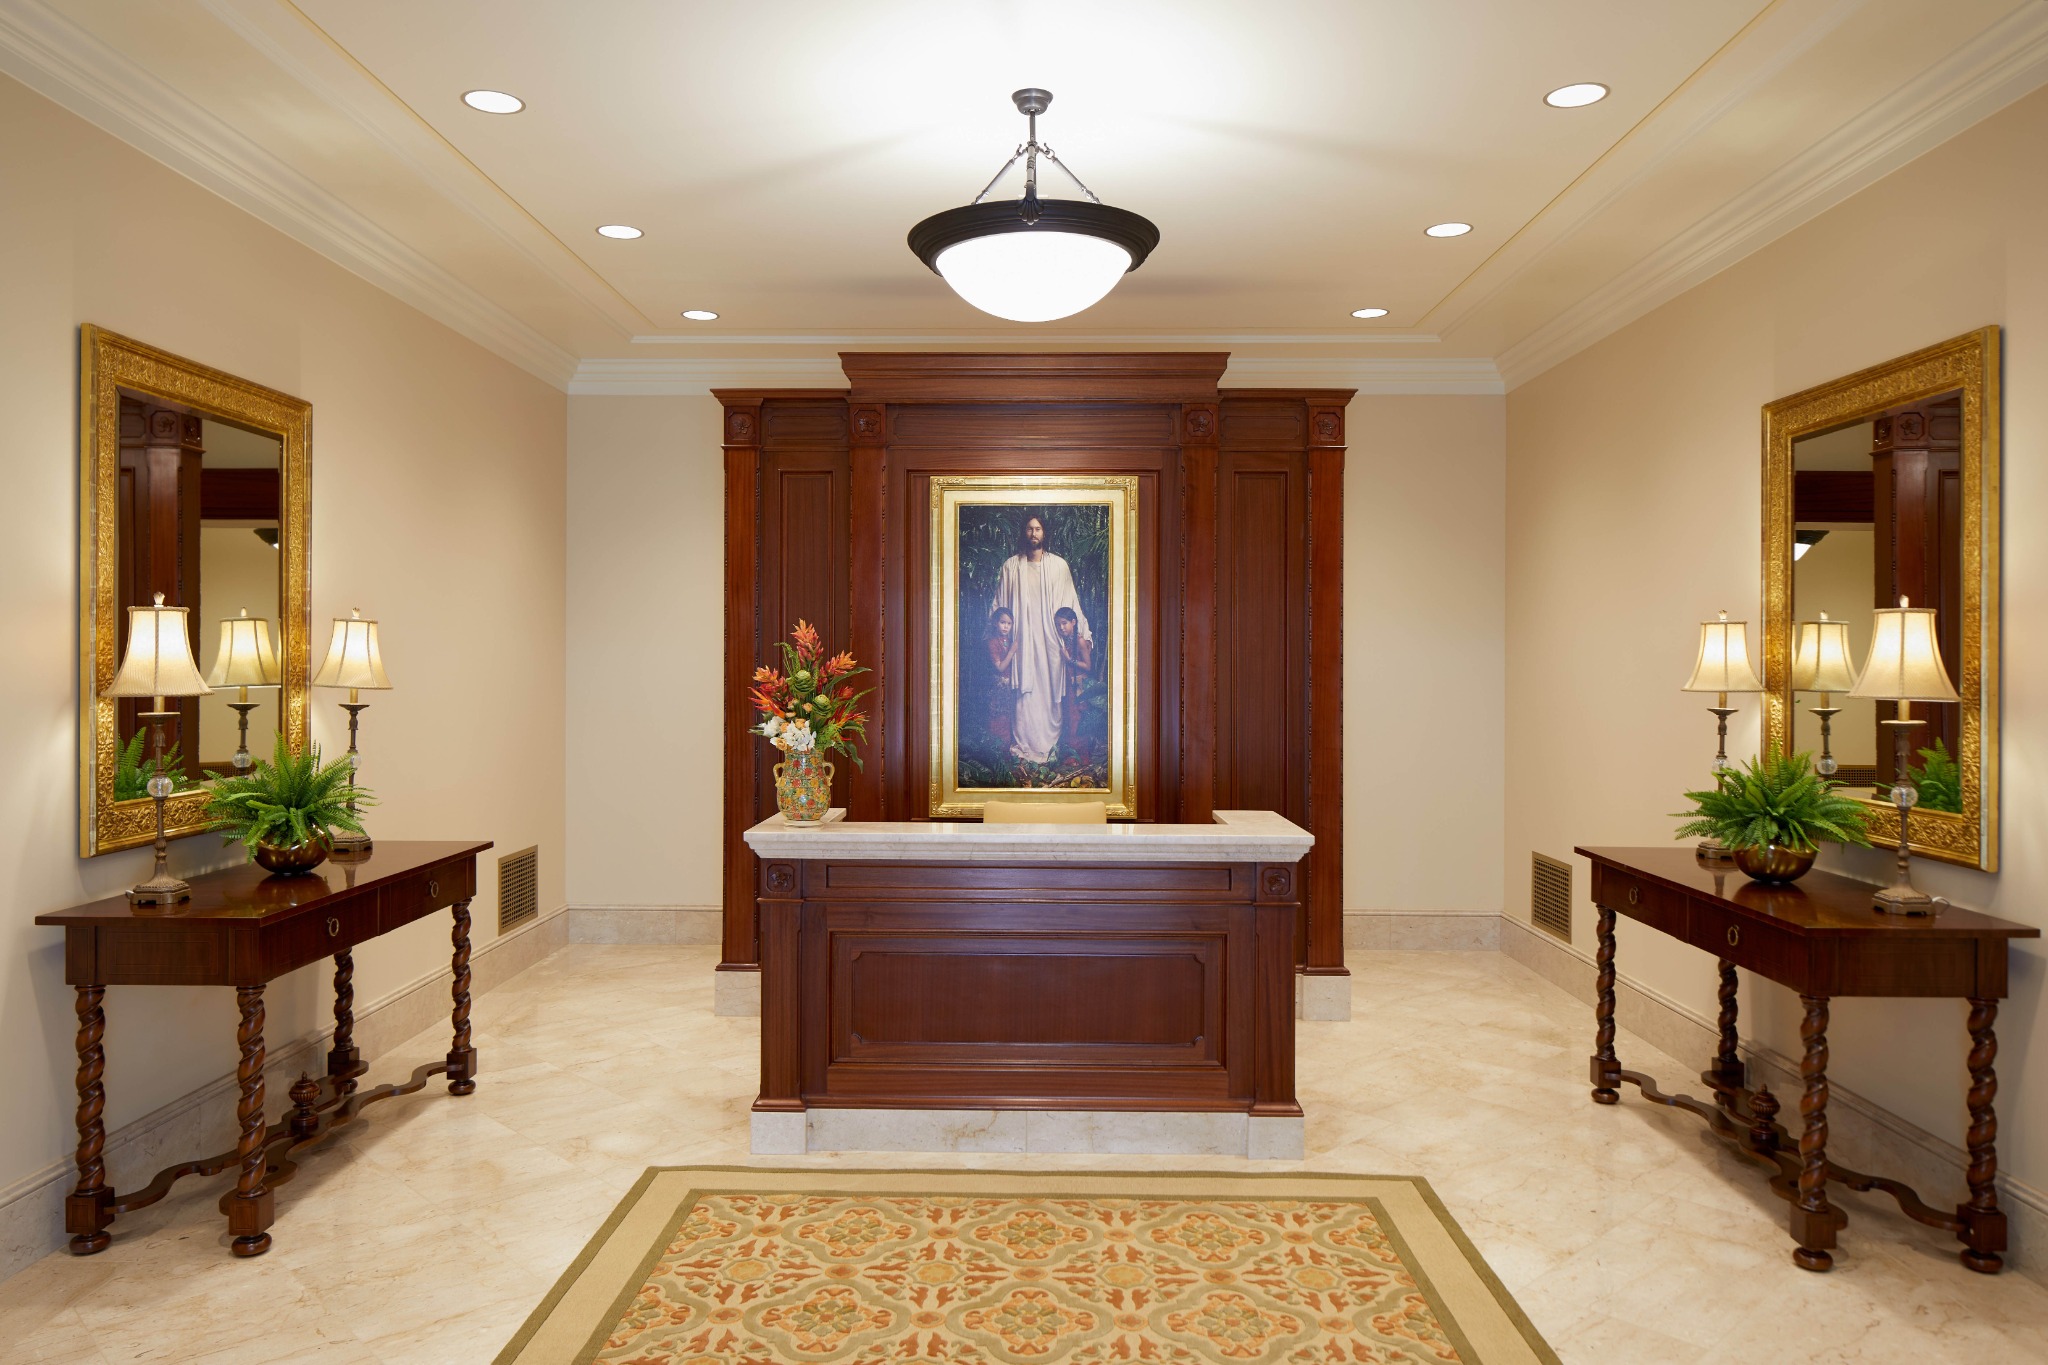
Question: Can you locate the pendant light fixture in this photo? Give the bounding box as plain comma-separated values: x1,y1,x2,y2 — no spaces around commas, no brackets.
908,89,1158,323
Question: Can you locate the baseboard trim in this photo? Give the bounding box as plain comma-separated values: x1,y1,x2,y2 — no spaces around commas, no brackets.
0,904,570,1284
569,904,721,945
1499,914,2048,1283
1343,908,1501,951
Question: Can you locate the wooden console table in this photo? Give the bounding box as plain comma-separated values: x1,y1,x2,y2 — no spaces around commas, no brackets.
36,839,491,1258
1578,846,2038,1273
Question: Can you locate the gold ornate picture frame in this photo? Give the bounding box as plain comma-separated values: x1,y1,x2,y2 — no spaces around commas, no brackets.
1761,327,1999,871
79,325,313,856
929,474,1138,818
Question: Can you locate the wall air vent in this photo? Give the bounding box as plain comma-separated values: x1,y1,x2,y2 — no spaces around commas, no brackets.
498,846,539,933
1531,852,1572,941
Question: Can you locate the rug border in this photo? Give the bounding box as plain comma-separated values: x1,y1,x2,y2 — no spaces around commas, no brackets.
491,1165,1563,1365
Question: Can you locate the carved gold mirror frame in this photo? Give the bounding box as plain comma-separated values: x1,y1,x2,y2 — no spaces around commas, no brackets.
1762,327,1999,871
79,326,312,856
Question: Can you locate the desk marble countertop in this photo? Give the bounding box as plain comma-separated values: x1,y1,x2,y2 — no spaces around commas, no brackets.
742,809,1313,863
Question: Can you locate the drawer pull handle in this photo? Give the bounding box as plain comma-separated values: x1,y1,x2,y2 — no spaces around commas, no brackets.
429,879,440,899
326,917,341,938
1727,925,1741,948
1626,885,1640,906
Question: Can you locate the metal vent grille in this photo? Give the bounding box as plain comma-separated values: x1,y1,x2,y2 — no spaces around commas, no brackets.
1531,852,1572,941
498,846,539,933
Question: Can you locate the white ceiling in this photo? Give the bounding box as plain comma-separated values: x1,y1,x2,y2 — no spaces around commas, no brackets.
5,0,2047,390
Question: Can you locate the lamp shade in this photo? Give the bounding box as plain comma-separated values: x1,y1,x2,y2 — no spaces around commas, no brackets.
1851,596,1957,702
1791,613,1858,693
312,608,391,691
1682,611,1763,693
105,593,211,699
206,608,281,689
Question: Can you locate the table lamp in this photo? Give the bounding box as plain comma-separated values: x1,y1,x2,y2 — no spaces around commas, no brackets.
206,608,281,773
103,593,213,905
1682,610,1764,863
312,608,391,853
1850,595,1958,914
1791,612,1858,777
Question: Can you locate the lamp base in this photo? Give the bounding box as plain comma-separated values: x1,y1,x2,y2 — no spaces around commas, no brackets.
1696,838,1739,866
127,872,191,907
1874,883,1941,916
328,830,372,854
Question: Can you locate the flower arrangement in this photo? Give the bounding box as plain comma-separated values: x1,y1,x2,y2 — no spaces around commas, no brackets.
749,620,872,769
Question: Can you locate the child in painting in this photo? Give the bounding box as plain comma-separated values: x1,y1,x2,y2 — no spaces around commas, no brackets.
1054,606,1094,762
984,606,1019,749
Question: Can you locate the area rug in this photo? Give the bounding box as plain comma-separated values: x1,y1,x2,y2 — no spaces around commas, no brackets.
495,1167,1558,1364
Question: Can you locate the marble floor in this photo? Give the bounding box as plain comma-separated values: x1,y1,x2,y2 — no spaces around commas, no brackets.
2,944,2045,1364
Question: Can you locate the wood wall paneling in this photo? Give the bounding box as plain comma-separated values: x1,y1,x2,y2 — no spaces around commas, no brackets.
720,362,1350,984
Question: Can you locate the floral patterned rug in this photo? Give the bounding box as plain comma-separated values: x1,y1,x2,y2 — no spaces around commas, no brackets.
496,1169,1558,1365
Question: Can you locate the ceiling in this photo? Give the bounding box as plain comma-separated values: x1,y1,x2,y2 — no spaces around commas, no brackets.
4,0,2046,391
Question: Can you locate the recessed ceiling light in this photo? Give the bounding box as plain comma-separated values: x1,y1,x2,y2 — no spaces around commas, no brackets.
1350,307,1389,319
681,309,719,321
1544,82,1610,109
1424,222,1473,238
596,224,643,240
461,89,524,114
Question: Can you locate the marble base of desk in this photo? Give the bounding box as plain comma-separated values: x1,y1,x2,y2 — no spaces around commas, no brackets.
750,1108,1306,1160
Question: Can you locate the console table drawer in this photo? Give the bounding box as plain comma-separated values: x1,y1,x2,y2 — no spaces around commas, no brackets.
381,861,475,932
1593,864,1686,935
259,905,381,976
1689,900,1808,983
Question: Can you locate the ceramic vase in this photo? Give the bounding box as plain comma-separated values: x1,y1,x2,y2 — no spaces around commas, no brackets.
774,750,834,826
1732,843,1816,885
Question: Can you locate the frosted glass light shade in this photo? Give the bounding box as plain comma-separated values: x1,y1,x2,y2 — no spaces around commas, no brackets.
207,609,281,688
934,232,1133,323
105,593,211,699
1682,612,1763,693
313,608,391,691
1851,598,1957,702
1791,614,1857,693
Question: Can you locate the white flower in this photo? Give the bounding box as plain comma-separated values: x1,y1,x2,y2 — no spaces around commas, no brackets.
752,716,785,740
782,719,816,752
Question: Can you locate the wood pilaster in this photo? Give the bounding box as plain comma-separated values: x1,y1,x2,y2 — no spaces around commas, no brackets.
1305,402,1347,976
720,401,763,970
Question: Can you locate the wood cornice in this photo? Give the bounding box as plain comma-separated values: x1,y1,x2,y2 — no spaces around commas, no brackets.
840,352,1230,405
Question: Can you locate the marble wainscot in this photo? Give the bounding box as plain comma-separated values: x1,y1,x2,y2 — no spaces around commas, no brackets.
743,809,1313,1159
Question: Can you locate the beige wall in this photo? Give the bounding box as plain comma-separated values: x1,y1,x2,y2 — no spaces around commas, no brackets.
565,395,725,910
1344,396,1507,914
0,74,567,1199
1506,86,2048,1187
562,391,1509,924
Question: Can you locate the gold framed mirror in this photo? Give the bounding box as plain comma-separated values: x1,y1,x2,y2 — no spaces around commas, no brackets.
1762,327,1999,871
78,326,311,856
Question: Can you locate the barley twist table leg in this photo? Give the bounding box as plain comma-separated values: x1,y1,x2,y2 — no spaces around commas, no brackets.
228,985,274,1257
1959,997,2006,1273
1589,904,1620,1104
446,898,478,1095
1791,994,1836,1271
66,985,113,1254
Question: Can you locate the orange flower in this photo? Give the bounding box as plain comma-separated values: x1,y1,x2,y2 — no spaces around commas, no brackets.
825,650,858,678
752,665,779,684
791,620,823,663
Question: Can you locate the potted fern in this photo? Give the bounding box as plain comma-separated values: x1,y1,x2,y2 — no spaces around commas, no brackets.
204,735,374,875
1674,750,1871,884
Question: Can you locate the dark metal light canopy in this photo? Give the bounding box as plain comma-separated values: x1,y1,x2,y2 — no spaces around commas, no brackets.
908,89,1159,322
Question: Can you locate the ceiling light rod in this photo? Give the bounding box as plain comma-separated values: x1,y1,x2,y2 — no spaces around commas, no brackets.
970,89,1102,217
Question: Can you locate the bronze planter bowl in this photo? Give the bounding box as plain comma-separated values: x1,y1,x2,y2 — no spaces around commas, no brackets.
1732,842,1817,885
254,837,331,877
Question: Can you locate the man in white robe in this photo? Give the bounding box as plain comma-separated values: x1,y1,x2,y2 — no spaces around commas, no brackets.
990,513,1092,763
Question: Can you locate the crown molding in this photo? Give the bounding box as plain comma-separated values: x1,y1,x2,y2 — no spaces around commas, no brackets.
629,331,1444,347
0,0,579,388
570,355,1503,397
1494,2,2048,391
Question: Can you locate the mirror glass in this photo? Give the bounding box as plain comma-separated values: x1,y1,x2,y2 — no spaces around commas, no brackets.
112,403,286,793
1789,394,1964,808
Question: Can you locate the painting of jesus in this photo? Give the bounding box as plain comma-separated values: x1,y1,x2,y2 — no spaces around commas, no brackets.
931,475,1135,817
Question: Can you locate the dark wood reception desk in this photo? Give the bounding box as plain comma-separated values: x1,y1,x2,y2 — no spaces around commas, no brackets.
743,810,1312,1158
